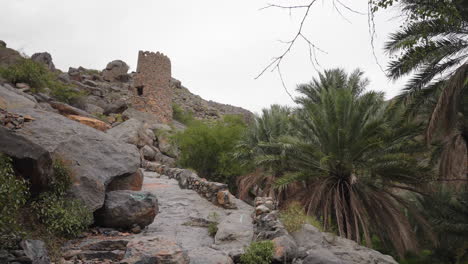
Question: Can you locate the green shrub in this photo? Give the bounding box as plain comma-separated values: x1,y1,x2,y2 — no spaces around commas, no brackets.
0,58,84,104
0,59,50,90
207,212,219,237
49,159,73,196
0,154,30,248
240,240,274,264
279,201,323,233
172,104,194,125
32,193,92,237
173,115,247,189
32,158,92,237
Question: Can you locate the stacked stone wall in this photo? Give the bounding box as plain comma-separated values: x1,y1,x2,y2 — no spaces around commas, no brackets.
132,51,172,123
144,161,237,209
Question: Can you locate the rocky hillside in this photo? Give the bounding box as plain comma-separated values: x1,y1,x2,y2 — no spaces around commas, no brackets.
0,41,396,264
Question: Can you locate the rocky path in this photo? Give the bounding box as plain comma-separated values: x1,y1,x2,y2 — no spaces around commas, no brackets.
140,172,253,263
62,171,253,264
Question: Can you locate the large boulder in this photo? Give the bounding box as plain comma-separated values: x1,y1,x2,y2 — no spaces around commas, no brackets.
213,210,254,259
66,115,111,131
95,190,158,229
272,235,298,262
121,235,189,264
0,84,37,110
107,168,144,191
0,40,6,48
106,118,144,146
0,126,53,194
31,52,55,71
0,45,22,67
20,240,51,264
106,118,154,148
291,224,397,264
7,107,140,211
102,60,129,82
188,247,233,264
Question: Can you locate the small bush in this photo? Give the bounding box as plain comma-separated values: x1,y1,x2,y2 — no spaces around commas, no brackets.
32,158,92,237
0,59,50,90
240,240,274,264
32,193,92,237
0,154,30,248
279,201,323,233
172,104,194,125
0,58,84,104
49,159,73,196
207,212,219,237
173,115,247,189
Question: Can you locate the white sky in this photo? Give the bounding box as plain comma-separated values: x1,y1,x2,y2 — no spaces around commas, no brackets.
0,0,406,114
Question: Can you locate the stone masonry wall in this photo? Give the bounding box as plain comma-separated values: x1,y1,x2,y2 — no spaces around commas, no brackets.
144,161,237,209
132,51,172,123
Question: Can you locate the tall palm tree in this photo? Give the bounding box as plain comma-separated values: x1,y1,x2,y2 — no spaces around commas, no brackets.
235,104,293,200
276,69,433,257
385,0,468,181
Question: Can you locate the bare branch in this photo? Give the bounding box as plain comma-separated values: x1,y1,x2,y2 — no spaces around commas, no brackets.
256,0,324,80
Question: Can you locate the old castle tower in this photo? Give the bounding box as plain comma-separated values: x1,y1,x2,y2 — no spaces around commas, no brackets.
132,51,172,123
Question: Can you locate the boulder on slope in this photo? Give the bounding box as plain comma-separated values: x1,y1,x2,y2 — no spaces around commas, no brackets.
95,190,158,229
8,107,140,211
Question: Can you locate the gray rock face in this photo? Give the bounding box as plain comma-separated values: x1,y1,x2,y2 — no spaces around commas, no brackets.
291,224,398,264
95,190,158,229
103,100,128,115
188,247,233,264
20,240,51,264
102,60,129,82
122,235,189,264
0,84,37,110
272,235,298,262
141,145,156,161
0,126,53,194
106,118,143,146
11,107,140,211
31,52,55,71
214,209,254,259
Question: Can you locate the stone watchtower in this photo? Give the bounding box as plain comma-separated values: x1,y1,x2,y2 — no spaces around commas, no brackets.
132,51,172,123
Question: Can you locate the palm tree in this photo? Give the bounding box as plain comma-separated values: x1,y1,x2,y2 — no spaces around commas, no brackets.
276,69,433,257
235,104,293,201
385,0,468,181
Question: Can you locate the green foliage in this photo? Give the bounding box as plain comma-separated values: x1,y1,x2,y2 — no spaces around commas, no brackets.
0,59,50,91
383,0,467,181
0,58,84,104
174,115,247,189
235,105,293,199
172,104,195,125
279,202,323,233
207,212,219,237
49,159,73,196
240,69,432,257
0,154,29,249
32,158,92,237
410,189,468,264
32,193,92,237
240,240,274,264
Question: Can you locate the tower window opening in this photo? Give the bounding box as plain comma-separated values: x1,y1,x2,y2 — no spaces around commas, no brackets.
137,86,144,96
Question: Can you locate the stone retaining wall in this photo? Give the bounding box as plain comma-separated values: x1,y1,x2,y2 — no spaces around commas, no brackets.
144,161,237,209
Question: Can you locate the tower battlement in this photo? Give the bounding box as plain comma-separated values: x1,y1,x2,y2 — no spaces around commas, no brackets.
132,50,172,123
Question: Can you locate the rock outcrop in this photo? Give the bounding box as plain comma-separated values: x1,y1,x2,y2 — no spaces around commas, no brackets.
102,60,129,82
95,190,158,229
253,197,398,264
1,106,140,211
31,52,55,71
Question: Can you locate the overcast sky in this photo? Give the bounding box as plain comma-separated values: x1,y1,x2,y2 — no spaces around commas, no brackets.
0,0,406,113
